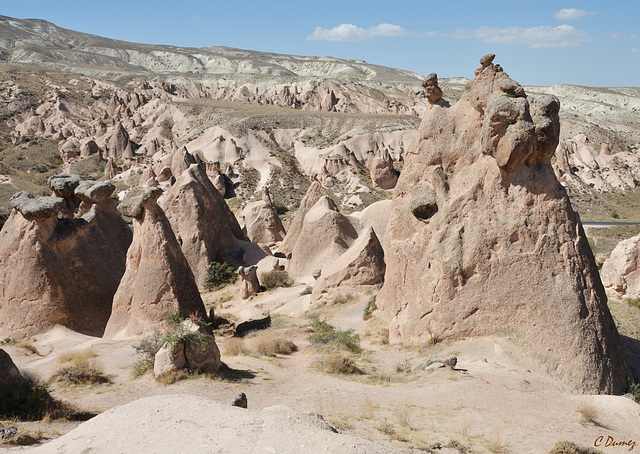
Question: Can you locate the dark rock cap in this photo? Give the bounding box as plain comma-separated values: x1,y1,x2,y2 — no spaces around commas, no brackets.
10,191,64,220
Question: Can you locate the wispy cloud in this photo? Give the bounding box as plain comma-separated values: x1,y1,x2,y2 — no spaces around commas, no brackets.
554,8,597,20
611,33,637,40
451,25,590,48
631,48,640,54
307,23,408,42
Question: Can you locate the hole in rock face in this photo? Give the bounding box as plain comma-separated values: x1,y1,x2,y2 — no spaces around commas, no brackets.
411,196,438,221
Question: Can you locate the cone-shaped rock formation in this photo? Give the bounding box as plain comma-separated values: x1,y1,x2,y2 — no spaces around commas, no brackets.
104,187,207,339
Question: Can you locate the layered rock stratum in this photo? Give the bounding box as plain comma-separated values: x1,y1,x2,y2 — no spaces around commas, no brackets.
376,56,632,394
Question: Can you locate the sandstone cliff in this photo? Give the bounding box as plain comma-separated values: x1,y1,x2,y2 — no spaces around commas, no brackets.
376,56,632,394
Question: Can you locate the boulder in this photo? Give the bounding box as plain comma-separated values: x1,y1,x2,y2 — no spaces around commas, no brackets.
376,55,632,394
159,164,248,288
153,320,221,377
104,187,207,339
238,265,260,300
0,349,24,385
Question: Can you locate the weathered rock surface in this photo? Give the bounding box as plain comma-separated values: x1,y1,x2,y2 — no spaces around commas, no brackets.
159,164,248,288
601,233,640,298
104,187,207,339
0,184,131,337
376,57,632,394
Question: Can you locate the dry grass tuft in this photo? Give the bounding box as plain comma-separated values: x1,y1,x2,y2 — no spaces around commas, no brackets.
393,401,412,427
359,394,376,419
549,440,604,453
318,354,363,375
51,350,109,386
577,402,597,424
223,337,248,356
484,434,507,453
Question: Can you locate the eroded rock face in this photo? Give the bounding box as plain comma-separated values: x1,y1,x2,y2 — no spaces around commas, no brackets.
238,265,260,300
0,183,132,337
104,187,207,339
159,164,247,288
601,234,640,298
377,57,631,394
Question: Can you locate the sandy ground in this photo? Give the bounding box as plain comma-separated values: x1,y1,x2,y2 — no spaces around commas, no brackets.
2,281,640,454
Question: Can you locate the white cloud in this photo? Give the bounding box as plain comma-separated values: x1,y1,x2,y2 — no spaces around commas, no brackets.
631,48,640,54
452,25,590,48
554,8,597,20
307,23,408,42
611,33,637,40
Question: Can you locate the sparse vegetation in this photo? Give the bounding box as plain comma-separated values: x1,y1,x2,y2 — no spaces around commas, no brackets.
549,441,603,454
0,377,72,421
628,382,640,402
51,350,110,386
251,332,298,357
332,292,355,305
260,269,294,290
363,295,377,320
273,199,289,215
132,329,164,376
204,261,238,291
577,402,597,424
222,337,247,356
307,319,361,353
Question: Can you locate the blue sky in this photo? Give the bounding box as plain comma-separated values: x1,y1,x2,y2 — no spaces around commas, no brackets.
2,0,639,86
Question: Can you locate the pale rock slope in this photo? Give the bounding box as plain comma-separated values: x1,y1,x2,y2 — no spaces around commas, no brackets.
377,56,632,394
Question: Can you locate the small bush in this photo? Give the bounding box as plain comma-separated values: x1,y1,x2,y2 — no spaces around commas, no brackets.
320,355,363,375
332,293,355,305
628,382,640,402
273,199,289,215
51,351,110,386
307,320,361,353
261,270,294,290
549,441,603,454
363,296,377,320
204,261,237,291
132,329,164,376
251,332,298,357
0,378,71,420
577,403,597,424
223,337,247,356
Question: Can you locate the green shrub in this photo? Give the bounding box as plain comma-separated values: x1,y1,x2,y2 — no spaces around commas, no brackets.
0,378,71,420
260,270,294,290
363,295,377,320
628,382,640,402
307,320,361,353
132,329,164,376
319,355,363,374
204,261,238,291
273,200,289,215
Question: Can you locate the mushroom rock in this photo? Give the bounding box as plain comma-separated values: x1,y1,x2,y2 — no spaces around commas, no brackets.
104,187,207,339
0,186,131,338
279,180,327,255
171,146,201,178
376,55,631,394
159,164,248,289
